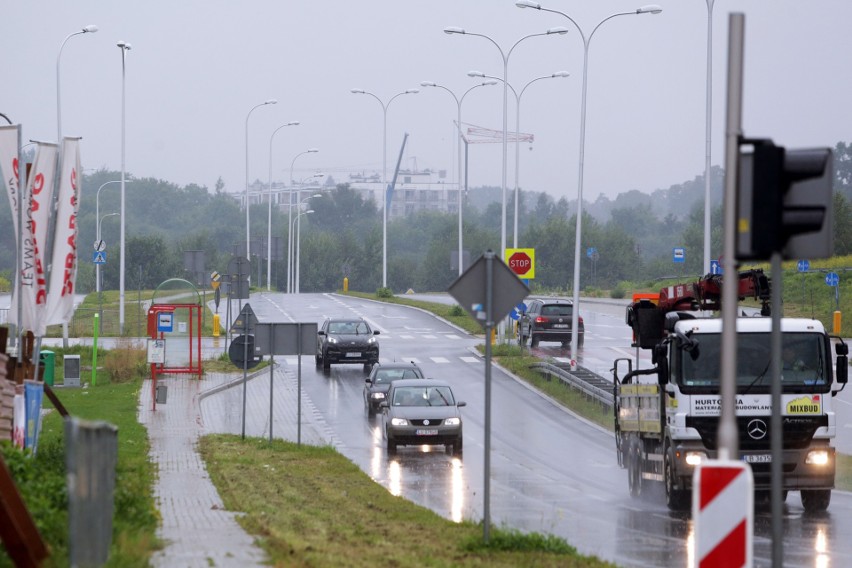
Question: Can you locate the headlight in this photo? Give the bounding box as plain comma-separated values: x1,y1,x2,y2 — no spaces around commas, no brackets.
391,418,409,426
327,337,338,344
444,417,461,426
685,451,706,466
806,450,830,466
368,336,377,344
371,392,385,400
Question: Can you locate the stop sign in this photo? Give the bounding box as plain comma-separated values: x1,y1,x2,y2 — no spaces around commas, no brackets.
508,251,532,276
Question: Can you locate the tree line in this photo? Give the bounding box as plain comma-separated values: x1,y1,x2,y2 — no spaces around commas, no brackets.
0,141,850,295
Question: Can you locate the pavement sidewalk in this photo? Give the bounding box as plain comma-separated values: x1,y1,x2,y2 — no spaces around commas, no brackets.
138,365,328,567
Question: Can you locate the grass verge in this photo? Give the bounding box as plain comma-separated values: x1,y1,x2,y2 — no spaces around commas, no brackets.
0,377,159,567
199,434,616,567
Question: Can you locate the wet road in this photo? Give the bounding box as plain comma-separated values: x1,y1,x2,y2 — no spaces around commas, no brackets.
234,292,852,568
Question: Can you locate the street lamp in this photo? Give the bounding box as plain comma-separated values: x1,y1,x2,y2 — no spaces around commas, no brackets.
117,40,131,334
516,0,662,362
702,0,716,276
444,25,567,276
245,99,277,271
57,25,97,142
292,209,314,294
292,194,321,293
468,70,570,248
95,180,132,294
267,121,300,290
419,79,498,276
350,88,420,289
287,148,319,293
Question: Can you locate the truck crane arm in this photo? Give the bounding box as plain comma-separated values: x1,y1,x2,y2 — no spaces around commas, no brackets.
627,268,771,349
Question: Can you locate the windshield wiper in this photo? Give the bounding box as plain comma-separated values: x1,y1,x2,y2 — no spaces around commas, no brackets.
742,360,771,395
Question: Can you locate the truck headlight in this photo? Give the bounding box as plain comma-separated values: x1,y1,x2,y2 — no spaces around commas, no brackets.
685,451,706,466
805,450,830,466
371,392,385,400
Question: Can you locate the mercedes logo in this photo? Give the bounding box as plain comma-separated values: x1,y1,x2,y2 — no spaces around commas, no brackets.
423,420,430,426
747,419,767,440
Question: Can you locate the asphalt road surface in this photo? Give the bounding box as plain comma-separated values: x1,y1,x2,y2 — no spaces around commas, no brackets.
204,292,852,568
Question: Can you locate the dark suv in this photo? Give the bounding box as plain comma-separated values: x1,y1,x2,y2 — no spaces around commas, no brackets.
316,317,380,372
518,298,584,348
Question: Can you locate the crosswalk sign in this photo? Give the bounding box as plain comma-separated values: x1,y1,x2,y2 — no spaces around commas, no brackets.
93,251,107,264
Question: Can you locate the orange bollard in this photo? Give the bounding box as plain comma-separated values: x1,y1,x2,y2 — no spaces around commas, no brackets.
834,311,842,335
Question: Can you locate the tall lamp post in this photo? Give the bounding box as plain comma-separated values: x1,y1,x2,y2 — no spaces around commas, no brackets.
468,70,570,247
292,209,314,294
419,79,498,276
245,99,277,271
117,40,131,334
292,195,320,293
516,1,662,362
57,25,97,142
443,26,567,273
350,88,419,289
287,148,319,293
702,0,716,275
267,121,300,290
95,180,132,294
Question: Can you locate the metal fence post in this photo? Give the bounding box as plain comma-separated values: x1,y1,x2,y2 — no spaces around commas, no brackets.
65,417,118,567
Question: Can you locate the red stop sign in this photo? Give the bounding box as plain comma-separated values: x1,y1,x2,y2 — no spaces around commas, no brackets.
508,251,532,276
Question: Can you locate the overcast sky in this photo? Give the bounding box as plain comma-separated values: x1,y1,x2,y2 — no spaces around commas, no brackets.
3,1,850,204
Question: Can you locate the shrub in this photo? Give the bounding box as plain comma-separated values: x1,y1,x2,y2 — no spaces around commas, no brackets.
376,287,394,298
102,346,148,384
449,304,465,317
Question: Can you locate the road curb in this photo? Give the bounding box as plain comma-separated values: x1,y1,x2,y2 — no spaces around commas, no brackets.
198,365,276,402
329,292,475,337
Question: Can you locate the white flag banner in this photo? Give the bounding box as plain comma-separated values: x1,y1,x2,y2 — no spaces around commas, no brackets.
9,142,58,337
46,138,82,326
0,125,21,236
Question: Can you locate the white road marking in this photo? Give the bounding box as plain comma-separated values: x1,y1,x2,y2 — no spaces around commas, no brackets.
430,357,450,363
460,357,479,363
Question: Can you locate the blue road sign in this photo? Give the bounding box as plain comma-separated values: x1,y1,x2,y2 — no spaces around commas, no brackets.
586,247,597,259
93,251,106,264
509,301,527,321
710,259,722,275
797,260,810,272
673,247,685,263
826,272,839,287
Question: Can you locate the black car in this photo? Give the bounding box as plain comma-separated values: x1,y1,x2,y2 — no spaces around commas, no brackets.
316,317,380,372
518,298,584,348
363,361,425,415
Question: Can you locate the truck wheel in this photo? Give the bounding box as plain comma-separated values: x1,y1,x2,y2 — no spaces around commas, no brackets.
801,489,831,513
664,448,690,511
628,441,643,498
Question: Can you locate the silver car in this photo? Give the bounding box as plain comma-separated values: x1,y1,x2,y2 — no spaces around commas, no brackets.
381,379,465,456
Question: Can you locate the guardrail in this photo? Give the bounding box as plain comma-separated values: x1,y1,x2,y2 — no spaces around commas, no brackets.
530,361,614,408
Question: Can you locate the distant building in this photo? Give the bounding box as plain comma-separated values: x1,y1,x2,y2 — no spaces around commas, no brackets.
238,168,460,219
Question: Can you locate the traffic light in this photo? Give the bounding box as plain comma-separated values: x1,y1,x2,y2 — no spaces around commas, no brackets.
736,138,833,260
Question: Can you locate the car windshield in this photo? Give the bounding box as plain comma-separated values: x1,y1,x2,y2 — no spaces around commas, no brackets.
392,386,455,406
373,368,422,385
328,321,370,335
680,332,827,391
542,304,572,317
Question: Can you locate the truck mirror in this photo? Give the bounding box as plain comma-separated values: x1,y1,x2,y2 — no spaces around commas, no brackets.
835,341,849,356
836,356,848,384
657,360,668,386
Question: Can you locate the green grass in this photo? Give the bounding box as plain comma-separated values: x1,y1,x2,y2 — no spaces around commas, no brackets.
342,290,484,335
0,378,159,567
199,435,616,568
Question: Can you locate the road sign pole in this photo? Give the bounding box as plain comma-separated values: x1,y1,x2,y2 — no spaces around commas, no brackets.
242,309,249,440
483,250,493,543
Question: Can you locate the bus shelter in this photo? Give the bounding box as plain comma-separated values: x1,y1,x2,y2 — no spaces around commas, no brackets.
146,279,203,410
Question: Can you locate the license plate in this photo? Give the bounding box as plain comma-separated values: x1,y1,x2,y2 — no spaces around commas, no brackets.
552,324,569,329
743,454,771,463
346,352,361,358
416,429,438,436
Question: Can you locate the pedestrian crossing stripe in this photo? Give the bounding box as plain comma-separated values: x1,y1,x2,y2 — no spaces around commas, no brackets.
279,356,480,366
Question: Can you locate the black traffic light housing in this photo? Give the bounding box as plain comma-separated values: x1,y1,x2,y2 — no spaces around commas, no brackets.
736,138,833,260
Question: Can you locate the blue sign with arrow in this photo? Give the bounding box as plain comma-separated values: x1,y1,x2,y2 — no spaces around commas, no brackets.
797,260,810,272
826,272,839,287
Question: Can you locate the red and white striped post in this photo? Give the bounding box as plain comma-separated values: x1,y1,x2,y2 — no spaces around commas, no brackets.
693,460,753,568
